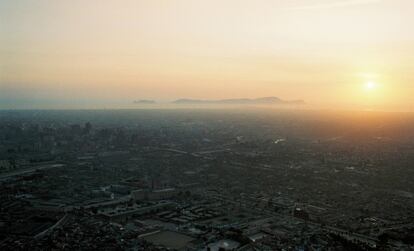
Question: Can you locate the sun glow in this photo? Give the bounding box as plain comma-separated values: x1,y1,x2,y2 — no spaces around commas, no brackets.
364,81,377,91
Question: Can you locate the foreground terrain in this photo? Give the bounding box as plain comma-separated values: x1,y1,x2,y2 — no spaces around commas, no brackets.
1,109,413,250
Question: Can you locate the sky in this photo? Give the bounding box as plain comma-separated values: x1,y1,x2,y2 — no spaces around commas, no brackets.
1,0,413,109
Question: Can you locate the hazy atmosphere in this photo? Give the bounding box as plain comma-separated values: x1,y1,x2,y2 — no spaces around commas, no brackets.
2,2,414,250
1,0,414,110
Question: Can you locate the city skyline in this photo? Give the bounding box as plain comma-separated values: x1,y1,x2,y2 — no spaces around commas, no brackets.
1,2,414,249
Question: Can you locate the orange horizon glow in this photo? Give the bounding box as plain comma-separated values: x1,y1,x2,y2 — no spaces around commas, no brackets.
1,0,414,110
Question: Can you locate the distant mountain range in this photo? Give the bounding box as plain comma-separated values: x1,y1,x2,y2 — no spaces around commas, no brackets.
133,97,305,105
172,97,305,105
133,99,156,104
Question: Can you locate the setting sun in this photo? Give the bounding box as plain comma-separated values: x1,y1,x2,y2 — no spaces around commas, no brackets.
2,1,414,250
1,0,413,111
364,81,377,91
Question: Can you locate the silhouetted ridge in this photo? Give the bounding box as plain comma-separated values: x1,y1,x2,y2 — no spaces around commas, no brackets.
173,97,304,105
133,100,156,104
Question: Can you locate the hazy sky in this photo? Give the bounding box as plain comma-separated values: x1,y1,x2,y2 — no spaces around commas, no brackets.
1,0,413,109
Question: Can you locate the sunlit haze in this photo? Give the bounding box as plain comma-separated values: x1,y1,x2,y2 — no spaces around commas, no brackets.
1,0,413,110
2,2,414,248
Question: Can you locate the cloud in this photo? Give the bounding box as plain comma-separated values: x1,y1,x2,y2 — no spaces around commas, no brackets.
285,0,382,11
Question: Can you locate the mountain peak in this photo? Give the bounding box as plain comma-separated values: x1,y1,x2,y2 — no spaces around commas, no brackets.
172,97,304,105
